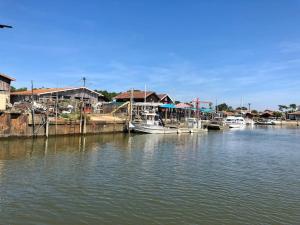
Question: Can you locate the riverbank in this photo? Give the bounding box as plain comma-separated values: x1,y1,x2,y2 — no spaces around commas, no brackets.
1,111,299,138
0,112,126,138
276,120,300,127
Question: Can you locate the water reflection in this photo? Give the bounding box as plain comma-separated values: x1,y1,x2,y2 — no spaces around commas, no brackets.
0,134,132,160
0,132,208,161
0,129,299,225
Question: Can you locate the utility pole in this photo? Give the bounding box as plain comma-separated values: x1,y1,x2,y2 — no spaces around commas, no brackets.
80,76,86,134
196,97,200,119
128,88,134,133
248,103,251,113
31,80,35,137
144,84,146,111
83,76,86,87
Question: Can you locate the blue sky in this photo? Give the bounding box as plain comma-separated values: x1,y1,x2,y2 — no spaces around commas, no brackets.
1,0,300,109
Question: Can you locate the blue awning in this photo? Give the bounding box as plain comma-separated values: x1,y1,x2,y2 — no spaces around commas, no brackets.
189,107,214,113
159,104,176,109
200,108,214,113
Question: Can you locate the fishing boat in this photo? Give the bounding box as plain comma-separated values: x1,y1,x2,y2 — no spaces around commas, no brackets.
132,111,178,134
245,118,255,126
206,117,228,130
185,118,207,133
255,119,276,125
224,116,246,128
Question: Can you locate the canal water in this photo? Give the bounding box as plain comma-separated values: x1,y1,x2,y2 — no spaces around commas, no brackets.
0,128,299,225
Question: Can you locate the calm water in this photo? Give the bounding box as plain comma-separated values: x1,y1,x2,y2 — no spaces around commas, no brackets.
0,128,299,225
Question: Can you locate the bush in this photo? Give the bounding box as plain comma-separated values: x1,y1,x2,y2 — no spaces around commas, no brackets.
60,113,80,120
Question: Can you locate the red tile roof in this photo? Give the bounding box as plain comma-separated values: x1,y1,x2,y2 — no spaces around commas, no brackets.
115,91,155,99
0,73,16,81
157,94,167,100
157,93,174,103
288,111,300,115
11,87,103,96
176,103,192,108
11,88,71,96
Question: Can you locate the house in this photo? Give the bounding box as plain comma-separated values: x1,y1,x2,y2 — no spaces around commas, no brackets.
175,102,193,109
157,94,174,104
10,87,105,104
287,111,300,120
0,73,15,111
260,110,274,118
114,90,160,103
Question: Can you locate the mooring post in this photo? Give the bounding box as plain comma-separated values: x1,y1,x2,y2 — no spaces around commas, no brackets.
45,115,49,138
31,80,35,137
83,115,87,134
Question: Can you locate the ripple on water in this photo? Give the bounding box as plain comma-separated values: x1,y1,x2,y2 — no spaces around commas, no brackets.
0,129,299,224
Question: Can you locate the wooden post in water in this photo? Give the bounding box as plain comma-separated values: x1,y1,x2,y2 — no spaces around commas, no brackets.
55,91,58,135
83,114,87,134
45,115,49,138
31,80,35,137
165,108,167,124
79,101,83,134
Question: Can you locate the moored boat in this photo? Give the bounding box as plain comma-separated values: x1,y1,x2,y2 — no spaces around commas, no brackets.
255,119,276,125
224,116,246,129
132,111,178,134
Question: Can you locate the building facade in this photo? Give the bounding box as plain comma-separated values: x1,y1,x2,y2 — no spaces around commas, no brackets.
114,90,160,103
157,94,174,104
287,111,300,120
0,73,15,111
11,87,105,104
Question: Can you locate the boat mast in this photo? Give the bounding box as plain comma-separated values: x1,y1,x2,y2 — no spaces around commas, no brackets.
144,84,146,111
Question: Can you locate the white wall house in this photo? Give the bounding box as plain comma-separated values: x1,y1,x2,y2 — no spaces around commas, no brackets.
0,73,15,111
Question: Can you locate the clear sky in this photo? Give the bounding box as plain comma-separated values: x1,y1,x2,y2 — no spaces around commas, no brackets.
1,0,300,109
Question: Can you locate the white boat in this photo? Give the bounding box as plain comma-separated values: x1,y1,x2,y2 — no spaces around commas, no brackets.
245,118,255,126
132,111,178,134
255,119,276,125
224,116,246,128
186,118,207,133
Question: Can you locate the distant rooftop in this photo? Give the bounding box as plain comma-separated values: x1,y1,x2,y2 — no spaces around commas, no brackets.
288,111,300,115
115,90,156,99
0,73,16,81
11,87,103,96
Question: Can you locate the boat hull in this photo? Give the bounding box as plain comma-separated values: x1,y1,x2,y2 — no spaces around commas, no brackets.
255,122,275,125
228,124,246,129
133,125,178,134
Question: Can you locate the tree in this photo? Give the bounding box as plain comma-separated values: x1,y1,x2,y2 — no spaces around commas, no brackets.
251,109,258,114
236,106,248,111
94,90,119,101
289,104,297,112
228,106,234,112
227,106,234,112
10,86,28,92
278,105,288,112
216,103,229,111
273,111,283,119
